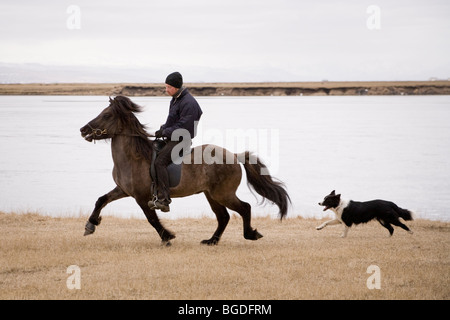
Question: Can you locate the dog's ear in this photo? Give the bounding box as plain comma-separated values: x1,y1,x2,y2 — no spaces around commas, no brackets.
330,190,335,195
336,194,341,199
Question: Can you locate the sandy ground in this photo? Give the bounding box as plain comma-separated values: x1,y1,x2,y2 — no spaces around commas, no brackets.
0,212,448,300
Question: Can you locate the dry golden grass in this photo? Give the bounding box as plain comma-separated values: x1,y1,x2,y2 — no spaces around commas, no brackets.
0,211,449,300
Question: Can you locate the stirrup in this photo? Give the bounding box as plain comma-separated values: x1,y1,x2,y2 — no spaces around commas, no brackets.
148,201,157,210
148,195,171,212
148,194,158,210
153,200,170,213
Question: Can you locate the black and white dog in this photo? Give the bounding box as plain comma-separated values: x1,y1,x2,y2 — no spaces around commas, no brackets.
316,190,414,237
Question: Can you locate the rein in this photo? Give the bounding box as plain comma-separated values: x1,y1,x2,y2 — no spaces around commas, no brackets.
87,123,144,143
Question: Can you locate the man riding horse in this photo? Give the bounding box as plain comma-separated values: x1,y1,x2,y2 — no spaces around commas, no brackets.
149,72,203,212
81,93,289,245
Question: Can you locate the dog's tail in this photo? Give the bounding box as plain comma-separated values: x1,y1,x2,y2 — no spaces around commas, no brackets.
396,207,414,221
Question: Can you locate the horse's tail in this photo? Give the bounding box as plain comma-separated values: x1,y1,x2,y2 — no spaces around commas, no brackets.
237,151,291,219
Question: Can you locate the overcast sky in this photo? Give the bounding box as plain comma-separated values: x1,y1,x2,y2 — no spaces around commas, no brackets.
0,0,449,82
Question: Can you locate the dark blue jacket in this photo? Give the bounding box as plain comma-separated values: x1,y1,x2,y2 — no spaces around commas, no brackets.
161,88,203,139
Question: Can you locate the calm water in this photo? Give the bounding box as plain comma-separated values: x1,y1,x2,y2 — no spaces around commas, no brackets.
0,95,449,221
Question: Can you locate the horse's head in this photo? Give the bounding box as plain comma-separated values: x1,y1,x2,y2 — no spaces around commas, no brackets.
80,96,145,142
80,97,117,142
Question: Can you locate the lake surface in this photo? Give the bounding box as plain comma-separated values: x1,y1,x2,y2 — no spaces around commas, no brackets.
0,95,449,221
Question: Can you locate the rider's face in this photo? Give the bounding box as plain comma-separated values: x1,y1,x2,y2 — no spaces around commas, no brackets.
165,84,179,97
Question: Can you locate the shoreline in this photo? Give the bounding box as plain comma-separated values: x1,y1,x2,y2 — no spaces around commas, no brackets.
1,81,449,96
0,210,448,223
1,209,448,223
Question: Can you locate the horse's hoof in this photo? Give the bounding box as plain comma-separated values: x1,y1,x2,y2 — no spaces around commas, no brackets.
84,229,94,236
201,237,220,246
254,229,263,240
244,229,263,240
160,231,176,241
84,221,96,236
161,240,172,247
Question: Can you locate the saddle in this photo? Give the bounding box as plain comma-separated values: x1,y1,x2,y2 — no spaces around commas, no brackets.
150,139,190,191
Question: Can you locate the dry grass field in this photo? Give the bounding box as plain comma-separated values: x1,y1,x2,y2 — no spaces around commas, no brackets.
0,211,449,300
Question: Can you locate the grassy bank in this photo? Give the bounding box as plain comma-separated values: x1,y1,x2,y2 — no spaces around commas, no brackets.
0,212,448,300
1,81,449,96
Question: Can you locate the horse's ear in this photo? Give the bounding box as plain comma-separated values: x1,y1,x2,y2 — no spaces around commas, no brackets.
109,96,113,103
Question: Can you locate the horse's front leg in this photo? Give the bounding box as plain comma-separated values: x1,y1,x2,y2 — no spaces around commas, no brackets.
84,186,128,236
137,200,176,246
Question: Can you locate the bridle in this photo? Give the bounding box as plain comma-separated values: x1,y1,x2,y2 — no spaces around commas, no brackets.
86,123,144,141
88,123,108,137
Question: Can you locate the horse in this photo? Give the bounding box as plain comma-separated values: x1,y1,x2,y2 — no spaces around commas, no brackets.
80,96,290,246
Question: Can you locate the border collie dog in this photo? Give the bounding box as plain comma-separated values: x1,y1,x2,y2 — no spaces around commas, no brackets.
316,190,414,237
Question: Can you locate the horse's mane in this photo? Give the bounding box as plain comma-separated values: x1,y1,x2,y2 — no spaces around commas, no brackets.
110,95,153,161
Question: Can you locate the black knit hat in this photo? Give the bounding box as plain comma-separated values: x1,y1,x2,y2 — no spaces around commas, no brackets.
165,72,183,88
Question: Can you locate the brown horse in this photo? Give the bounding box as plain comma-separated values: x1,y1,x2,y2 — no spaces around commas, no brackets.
80,96,290,245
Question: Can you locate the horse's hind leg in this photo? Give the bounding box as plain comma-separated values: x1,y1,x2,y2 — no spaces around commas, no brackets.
223,195,263,241
84,186,128,236
201,192,230,245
